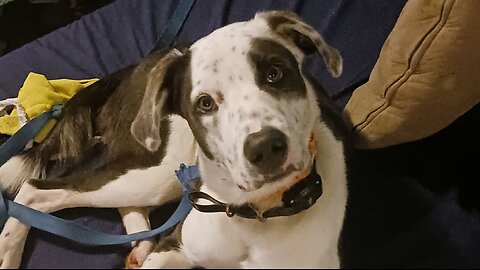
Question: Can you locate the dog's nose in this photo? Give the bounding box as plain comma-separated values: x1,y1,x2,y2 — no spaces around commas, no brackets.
244,127,288,173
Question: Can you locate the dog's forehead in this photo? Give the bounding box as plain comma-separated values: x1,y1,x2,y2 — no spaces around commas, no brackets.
191,19,270,55
189,19,273,98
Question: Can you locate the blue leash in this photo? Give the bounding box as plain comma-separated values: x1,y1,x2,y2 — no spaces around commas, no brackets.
152,0,196,50
0,0,197,245
2,163,199,246
0,105,63,166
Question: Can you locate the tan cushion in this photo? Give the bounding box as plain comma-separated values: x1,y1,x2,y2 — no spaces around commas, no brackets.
344,0,480,149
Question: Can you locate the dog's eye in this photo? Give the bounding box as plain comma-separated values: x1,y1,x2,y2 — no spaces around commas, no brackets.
196,94,217,114
266,65,284,84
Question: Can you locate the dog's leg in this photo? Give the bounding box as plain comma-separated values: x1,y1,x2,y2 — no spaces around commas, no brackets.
141,225,192,269
0,181,74,269
120,207,155,269
0,216,28,269
0,218,28,269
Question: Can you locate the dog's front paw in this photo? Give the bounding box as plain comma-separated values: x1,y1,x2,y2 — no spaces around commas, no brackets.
141,250,191,269
125,239,155,269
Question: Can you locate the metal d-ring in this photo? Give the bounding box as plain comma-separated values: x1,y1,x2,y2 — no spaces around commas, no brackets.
225,205,236,217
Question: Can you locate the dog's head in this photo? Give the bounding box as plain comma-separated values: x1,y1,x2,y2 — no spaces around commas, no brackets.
131,11,342,202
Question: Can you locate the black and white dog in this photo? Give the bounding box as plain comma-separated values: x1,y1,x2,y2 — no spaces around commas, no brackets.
0,11,348,268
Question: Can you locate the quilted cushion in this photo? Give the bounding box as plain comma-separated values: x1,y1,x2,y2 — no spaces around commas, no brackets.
344,0,480,149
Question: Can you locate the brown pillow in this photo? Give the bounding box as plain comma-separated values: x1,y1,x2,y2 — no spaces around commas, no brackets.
343,0,480,149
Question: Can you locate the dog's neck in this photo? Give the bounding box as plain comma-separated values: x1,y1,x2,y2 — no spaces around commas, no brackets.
196,153,252,204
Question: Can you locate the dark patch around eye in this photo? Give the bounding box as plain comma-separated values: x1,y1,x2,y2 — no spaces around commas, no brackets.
248,38,306,98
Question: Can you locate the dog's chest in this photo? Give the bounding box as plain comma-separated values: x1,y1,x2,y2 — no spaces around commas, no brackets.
182,198,327,267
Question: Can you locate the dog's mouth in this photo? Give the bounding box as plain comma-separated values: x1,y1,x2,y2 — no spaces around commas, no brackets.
264,163,303,184
246,134,317,191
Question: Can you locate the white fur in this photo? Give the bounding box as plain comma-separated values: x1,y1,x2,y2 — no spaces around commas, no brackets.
0,155,43,193
142,250,192,269
120,207,155,268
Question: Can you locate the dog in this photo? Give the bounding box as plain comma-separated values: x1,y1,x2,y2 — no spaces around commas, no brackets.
0,10,348,268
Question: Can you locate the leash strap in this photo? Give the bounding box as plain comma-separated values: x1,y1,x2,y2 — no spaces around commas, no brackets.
1,163,199,245
0,104,63,167
0,0,197,245
152,0,196,51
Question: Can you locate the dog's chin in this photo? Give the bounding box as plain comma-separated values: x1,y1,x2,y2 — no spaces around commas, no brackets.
242,155,315,193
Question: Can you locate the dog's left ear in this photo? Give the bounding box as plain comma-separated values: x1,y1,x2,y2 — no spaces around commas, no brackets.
131,49,183,152
257,11,343,78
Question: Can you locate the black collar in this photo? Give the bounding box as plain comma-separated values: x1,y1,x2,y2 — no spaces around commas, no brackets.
188,162,322,221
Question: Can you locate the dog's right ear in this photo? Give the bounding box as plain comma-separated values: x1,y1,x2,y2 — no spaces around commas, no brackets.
131,49,183,152
257,11,343,78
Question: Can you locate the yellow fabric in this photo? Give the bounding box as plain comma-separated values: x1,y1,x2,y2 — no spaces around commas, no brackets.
0,72,98,142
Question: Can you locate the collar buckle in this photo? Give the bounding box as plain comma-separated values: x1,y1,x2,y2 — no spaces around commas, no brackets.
225,205,236,218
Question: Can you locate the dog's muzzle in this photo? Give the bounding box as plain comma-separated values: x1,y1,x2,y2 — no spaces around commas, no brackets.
189,134,320,221
243,127,288,174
